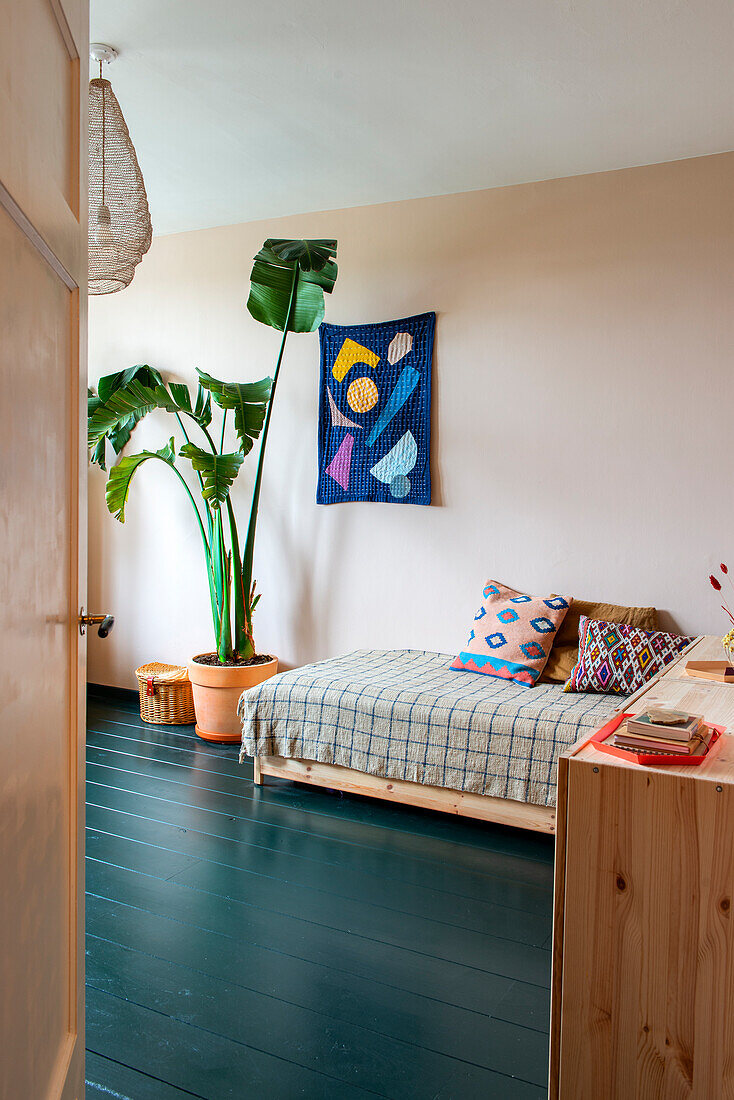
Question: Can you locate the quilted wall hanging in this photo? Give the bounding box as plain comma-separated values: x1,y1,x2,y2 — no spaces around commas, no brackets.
317,311,435,505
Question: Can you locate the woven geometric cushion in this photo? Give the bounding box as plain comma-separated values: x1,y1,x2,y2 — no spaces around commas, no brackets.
451,581,571,687
564,616,694,696
540,598,658,683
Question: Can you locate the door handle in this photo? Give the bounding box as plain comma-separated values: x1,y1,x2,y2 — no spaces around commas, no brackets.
78,609,115,638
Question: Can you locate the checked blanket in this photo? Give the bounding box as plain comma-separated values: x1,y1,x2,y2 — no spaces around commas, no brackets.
238,650,620,808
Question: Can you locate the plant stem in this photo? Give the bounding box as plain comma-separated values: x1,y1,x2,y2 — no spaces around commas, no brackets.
174,411,190,444
201,425,219,454
175,401,218,456
241,266,299,643
175,410,213,543
166,457,210,556
191,414,229,652
227,496,249,659
216,507,232,661
161,456,219,637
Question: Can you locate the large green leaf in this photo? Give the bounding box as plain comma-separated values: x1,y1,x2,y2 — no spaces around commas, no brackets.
246,238,338,333
87,389,107,468
180,443,244,507
88,379,161,451
168,381,213,428
89,365,164,469
196,370,272,456
106,438,177,522
97,364,163,403
268,238,336,272
88,377,213,454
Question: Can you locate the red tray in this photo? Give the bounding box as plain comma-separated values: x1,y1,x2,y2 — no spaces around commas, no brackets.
587,713,725,766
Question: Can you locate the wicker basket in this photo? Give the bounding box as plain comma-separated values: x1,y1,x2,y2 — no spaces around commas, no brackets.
135,662,196,725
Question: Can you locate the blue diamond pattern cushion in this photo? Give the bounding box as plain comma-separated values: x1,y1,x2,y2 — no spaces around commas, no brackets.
564,616,695,696
451,581,571,686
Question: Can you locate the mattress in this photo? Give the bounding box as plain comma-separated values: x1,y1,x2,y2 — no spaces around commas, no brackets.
238,649,621,807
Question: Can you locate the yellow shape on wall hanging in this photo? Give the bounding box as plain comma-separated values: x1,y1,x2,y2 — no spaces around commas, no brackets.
332,337,380,383
346,376,379,413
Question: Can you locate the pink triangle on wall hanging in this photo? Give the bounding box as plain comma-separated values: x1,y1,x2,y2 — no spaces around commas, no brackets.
325,433,354,491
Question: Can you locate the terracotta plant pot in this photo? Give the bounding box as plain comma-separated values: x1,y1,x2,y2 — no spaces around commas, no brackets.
187,655,278,743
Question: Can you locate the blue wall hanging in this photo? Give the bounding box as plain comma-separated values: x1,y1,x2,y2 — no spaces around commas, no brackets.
317,311,435,505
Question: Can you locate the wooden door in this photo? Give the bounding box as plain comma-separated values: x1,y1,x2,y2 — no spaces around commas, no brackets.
0,1,88,1097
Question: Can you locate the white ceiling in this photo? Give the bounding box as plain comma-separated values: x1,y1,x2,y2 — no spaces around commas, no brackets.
90,0,734,237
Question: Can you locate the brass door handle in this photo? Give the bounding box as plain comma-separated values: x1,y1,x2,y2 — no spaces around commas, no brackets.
78,609,115,637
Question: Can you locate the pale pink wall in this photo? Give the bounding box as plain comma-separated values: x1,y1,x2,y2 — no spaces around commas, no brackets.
88,153,734,687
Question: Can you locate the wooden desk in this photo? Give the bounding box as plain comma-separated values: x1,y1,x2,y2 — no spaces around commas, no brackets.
550,635,734,1099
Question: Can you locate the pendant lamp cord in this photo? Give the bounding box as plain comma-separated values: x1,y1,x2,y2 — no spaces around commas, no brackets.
99,61,106,208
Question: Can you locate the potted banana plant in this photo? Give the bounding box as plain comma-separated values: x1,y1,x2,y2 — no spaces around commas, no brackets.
88,238,338,741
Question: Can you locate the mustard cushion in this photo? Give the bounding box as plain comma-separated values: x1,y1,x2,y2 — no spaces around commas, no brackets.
540,599,658,683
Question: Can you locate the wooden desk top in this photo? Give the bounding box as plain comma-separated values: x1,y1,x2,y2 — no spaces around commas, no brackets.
567,634,734,787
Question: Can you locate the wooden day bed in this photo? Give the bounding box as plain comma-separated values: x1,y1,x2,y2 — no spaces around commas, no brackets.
237,647,665,835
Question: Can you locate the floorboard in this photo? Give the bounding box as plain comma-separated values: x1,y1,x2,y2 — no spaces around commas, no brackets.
86,694,551,1098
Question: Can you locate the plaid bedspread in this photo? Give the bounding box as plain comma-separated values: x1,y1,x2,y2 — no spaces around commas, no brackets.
238,649,621,807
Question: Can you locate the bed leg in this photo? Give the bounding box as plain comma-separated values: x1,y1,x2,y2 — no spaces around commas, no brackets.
253,757,262,785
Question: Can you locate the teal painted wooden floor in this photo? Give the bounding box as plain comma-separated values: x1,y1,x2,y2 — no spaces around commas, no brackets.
84,691,553,1099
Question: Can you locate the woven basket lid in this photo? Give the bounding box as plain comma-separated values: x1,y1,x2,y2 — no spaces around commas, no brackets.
135,662,189,683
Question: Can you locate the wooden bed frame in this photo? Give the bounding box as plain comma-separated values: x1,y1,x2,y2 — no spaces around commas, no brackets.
251,641,703,838
253,755,556,834
250,645,701,837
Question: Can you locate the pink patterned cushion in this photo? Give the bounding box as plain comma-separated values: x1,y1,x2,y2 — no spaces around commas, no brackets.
564,616,694,696
451,581,571,686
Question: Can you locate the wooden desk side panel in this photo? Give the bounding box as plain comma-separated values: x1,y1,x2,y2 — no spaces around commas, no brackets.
559,759,734,1099
549,753,569,1099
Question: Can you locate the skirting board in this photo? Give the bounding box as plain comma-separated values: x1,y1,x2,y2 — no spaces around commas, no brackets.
253,755,556,834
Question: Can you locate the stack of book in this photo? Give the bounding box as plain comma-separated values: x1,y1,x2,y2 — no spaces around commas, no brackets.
613,708,711,756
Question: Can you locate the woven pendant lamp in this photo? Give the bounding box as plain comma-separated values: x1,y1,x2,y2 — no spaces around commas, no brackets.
88,45,152,294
